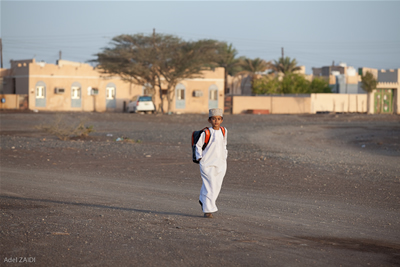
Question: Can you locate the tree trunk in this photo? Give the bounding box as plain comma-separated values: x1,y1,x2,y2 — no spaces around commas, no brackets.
166,84,176,114
155,75,165,114
158,85,164,114
167,88,173,113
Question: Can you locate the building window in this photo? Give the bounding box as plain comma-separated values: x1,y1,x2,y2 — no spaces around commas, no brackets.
177,88,185,100
71,86,81,99
209,89,218,100
36,86,45,98
106,87,115,99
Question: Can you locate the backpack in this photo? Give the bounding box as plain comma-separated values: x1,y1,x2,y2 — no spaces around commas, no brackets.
192,126,226,164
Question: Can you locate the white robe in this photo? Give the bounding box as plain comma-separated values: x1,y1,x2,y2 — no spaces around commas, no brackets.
195,127,228,213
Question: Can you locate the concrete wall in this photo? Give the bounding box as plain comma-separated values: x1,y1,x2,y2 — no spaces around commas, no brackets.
311,93,367,113
232,94,368,115
233,96,271,114
271,96,310,114
232,95,310,114
0,94,29,109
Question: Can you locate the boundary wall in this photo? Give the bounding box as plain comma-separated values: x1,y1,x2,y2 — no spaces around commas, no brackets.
232,95,310,114
310,94,367,114
232,94,369,114
0,94,29,110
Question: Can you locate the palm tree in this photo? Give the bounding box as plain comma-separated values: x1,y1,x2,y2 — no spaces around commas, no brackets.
217,43,241,75
273,56,301,74
217,43,241,94
237,57,271,90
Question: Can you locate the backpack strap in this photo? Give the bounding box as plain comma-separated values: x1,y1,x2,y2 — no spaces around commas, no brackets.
220,126,226,137
202,127,211,150
202,127,225,150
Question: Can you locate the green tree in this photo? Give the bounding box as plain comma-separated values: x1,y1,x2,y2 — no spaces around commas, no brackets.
273,56,301,74
217,43,241,76
158,39,221,112
361,71,378,113
280,73,310,94
253,76,280,94
93,34,172,111
252,74,332,95
309,77,332,93
93,33,220,113
360,71,377,93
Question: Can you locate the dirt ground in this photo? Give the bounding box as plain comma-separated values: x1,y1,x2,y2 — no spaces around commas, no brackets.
1,111,399,266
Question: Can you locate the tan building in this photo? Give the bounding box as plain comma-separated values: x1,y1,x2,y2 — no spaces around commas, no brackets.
1,59,225,113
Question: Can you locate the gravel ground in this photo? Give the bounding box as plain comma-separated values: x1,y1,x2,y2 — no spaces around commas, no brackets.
0,111,399,266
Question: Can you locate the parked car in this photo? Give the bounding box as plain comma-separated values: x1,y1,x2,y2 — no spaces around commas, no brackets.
126,95,156,113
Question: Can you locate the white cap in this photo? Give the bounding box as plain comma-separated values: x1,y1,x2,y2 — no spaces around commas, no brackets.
209,108,223,117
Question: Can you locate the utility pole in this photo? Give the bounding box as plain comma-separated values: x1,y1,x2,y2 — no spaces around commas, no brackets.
59,50,62,60
281,47,284,59
0,38,3,68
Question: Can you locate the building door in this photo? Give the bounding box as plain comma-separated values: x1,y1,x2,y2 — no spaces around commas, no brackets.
35,84,46,107
208,85,218,109
106,83,116,109
374,89,393,114
35,81,46,107
175,83,186,109
71,82,82,108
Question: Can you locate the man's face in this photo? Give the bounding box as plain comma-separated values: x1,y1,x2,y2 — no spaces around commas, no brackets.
208,116,223,128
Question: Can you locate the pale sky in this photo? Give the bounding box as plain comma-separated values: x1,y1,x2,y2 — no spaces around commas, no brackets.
1,1,399,74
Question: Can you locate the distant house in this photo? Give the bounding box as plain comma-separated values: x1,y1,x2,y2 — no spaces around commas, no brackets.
226,75,252,96
312,62,360,94
0,59,225,113
312,63,399,113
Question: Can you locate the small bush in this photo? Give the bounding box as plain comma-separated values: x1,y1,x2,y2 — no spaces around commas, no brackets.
36,115,95,141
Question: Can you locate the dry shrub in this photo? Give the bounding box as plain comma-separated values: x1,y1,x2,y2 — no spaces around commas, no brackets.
36,114,95,141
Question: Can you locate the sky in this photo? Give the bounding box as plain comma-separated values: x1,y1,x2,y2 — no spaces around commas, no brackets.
1,1,400,74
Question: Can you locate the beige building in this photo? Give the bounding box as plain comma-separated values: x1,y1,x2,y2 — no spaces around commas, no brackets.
0,59,225,113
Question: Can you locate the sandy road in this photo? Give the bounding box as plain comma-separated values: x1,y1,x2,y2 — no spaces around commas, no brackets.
1,112,400,266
